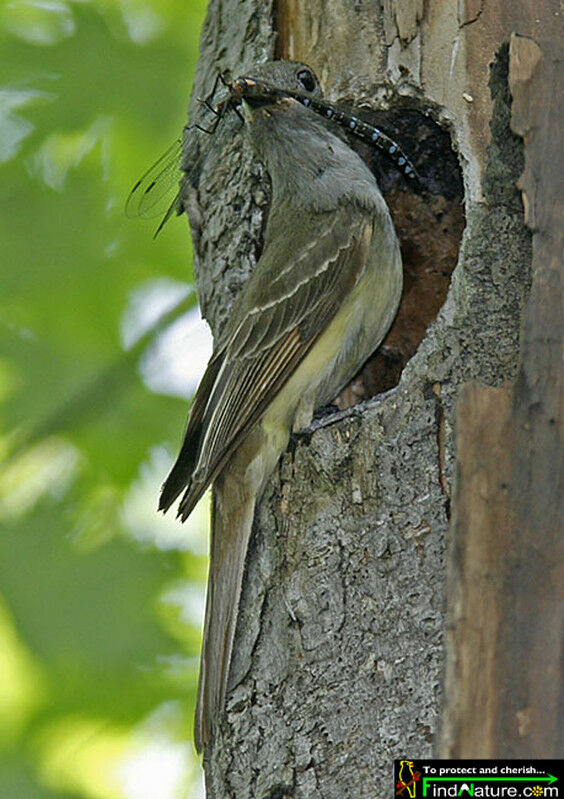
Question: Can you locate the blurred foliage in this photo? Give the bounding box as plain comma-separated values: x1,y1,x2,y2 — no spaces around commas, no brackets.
0,1,209,797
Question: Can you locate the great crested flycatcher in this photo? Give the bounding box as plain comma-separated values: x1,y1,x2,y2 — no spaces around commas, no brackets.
159,60,403,751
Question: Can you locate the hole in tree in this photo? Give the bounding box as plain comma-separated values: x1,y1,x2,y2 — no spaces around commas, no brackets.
335,105,465,409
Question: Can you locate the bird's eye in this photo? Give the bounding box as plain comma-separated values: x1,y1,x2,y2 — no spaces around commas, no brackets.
297,69,316,93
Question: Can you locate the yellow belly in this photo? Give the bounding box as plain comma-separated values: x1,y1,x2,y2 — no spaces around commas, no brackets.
263,240,402,436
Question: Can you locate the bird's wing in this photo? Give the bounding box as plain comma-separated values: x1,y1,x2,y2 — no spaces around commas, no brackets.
161,203,373,519
158,352,225,513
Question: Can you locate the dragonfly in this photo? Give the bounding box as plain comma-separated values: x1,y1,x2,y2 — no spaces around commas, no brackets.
228,73,419,180
126,69,420,236
125,73,246,237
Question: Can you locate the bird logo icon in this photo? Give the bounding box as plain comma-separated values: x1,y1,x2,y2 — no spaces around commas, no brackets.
397,760,420,797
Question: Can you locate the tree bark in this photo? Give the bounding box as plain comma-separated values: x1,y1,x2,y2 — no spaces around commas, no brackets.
440,31,563,759
180,1,560,795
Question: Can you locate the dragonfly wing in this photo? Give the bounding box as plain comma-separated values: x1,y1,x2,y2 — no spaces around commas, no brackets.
125,138,183,220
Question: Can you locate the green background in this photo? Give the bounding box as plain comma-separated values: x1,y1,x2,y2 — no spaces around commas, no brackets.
0,1,209,796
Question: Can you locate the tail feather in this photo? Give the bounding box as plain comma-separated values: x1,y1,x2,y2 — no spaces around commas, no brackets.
194,476,256,752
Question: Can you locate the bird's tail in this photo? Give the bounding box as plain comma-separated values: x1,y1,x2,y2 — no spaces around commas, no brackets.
194,472,256,752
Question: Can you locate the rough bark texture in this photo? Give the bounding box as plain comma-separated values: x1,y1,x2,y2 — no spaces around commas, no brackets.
179,1,559,795
440,32,563,758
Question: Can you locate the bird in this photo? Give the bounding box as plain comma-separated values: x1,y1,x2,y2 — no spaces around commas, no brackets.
398,760,417,798
158,60,403,752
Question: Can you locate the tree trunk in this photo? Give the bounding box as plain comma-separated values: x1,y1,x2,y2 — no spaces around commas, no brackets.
181,1,561,795
440,31,563,758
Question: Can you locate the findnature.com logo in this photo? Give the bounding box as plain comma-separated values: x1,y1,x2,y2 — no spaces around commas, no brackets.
394,760,560,799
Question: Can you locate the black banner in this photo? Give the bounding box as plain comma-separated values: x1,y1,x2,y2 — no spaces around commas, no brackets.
394,759,562,798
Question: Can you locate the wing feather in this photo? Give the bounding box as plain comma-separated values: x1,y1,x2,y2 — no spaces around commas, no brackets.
162,204,373,519
158,352,224,512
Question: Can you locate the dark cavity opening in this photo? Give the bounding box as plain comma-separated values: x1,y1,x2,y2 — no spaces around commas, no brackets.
336,106,465,409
